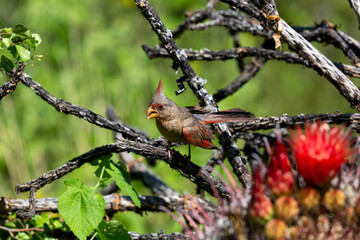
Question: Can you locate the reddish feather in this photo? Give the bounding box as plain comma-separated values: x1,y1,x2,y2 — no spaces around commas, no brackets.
155,80,164,96
183,126,217,149
200,139,217,149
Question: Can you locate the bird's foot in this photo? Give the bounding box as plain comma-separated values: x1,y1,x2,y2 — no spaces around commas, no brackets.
183,144,191,172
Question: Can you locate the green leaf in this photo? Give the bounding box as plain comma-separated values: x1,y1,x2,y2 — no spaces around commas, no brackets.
9,45,17,59
1,55,14,72
11,34,23,43
31,33,42,46
1,27,12,34
31,213,50,228
17,232,31,240
92,154,113,180
26,33,42,50
92,156,141,207
2,38,12,48
13,24,28,34
15,45,31,62
96,220,131,240
58,179,105,240
108,161,141,208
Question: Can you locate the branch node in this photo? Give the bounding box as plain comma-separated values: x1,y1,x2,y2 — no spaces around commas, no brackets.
16,187,37,220
175,76,187,95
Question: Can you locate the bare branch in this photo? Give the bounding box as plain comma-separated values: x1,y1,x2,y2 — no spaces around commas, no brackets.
221,0,360,110
129,231,189,240
173,9,360,65
15,188,37,219
0,225,44,238
172,10,269,38
348,0,360,29
213,57,266,102
19,73,160,145
142,45,360,79
293,23,360,65
15,139,231,198
0,64,25,101
0,80,19,100
1,194,207,215
229,112,360,132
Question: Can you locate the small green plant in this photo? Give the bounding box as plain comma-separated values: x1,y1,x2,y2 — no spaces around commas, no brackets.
91,154,141,208
0,20,41,74
57,155,138,239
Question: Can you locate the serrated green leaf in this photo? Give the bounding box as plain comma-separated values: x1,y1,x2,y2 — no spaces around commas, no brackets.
1,55,14,72
96,220,131,240
15,45,31,62
58,179,105,240
108,161,141,208
64,178,81,187
13,24,28,34
2,38,12,48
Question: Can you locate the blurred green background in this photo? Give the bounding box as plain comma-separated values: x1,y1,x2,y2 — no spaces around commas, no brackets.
0,0,359,234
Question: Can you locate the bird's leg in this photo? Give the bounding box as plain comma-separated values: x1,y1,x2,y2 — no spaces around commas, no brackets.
185,144,191,171
187,143,191,159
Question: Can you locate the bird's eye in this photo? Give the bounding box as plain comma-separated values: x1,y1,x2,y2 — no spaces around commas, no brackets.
158,105,164,110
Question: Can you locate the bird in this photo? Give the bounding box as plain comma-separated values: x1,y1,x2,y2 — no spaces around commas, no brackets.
146,80,253,158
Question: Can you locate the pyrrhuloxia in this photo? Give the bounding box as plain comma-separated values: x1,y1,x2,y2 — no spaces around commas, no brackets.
147,80,253,157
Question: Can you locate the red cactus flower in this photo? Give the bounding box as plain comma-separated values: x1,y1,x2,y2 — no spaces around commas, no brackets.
289,122,353,186
266,136,295,196
248,168,274,225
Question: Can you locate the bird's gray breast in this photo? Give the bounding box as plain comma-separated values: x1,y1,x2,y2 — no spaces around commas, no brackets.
156,118,187,143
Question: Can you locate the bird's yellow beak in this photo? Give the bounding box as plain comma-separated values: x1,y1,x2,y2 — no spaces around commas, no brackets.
147,107,158,119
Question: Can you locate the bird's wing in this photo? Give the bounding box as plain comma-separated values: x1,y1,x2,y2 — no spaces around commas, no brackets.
182,125,217,149
195,108,254,124
184,106,211,114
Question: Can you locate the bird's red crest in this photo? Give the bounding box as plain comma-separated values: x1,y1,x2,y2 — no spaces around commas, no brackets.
155,80,164,96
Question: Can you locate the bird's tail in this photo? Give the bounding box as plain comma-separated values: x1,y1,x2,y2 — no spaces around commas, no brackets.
195,108,254,124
